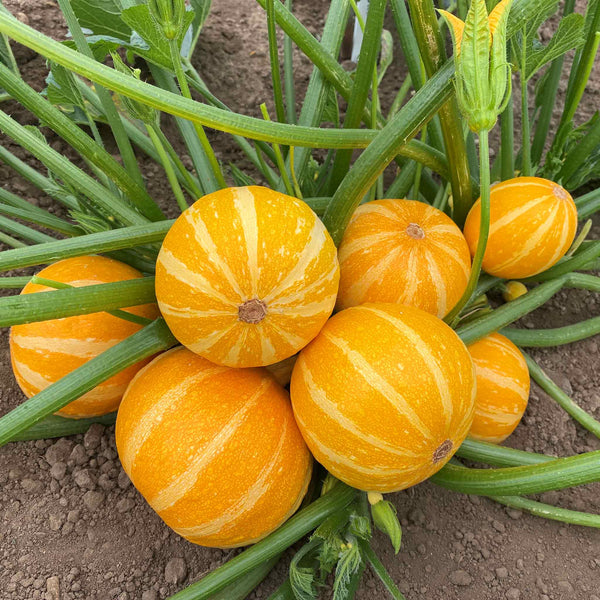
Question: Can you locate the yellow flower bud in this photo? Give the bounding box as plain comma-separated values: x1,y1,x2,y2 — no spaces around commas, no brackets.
503,281,528,302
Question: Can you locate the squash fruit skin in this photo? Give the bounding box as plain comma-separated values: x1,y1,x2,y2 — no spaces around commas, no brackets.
115,346,312,548
463,177,578,279
155,186,339,368
336,199,472,318
467,333,530,444
290,303,476,493
9,255,158,418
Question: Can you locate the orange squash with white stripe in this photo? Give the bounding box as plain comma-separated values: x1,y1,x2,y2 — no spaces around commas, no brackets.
155,186,339,368
290,303,476,492
115,347,312,548
464,177,578,279
336,200,471,318
467,333,530,443
9,256,158,419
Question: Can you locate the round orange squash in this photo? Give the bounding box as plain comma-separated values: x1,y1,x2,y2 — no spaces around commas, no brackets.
463,177,578,279
9,256,158,419
336,199,471,318
467,333,530,444
155,186,339,368
290,303,476,492
115,346,312,548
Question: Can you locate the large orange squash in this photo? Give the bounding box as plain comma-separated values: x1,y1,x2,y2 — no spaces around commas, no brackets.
155,186,339,368
115,347,312,548
10,256,158,419
467,333,530,443
336,199,471,318
464,177,578,279
290,303,476,492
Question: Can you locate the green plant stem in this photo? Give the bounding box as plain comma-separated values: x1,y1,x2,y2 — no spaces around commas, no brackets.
387,74,412,120
167,483,357,600
405,0,473,225
0,319,176,446
0,277,156,326
0,231,25,248
520,33,532,176
445,129,491,324
266,0,286,124
283,0,296,125
0,276,31,289
457,438,551,467
9,412,118,442
168,40,227,189
524,352,600,439
575,187,600,219
500,100,514,180
558,114,600,184
260,105,294,195
0,201,80,237
503,317,600,347
145,123,189,212
525,240,600,282
432,449,600,496
489,495,600,528
360,542,407,600
0,222,171,273
267,579,294,600
56,0,146,190
0,214,58,245
0,62,165,221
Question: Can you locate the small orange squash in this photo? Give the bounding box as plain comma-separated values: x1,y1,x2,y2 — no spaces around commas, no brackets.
464,177,577,279
115,347,312,548
336,199,472,318
155,186,339,368
467,333,530,443
290,303,476,492
9,256,158,419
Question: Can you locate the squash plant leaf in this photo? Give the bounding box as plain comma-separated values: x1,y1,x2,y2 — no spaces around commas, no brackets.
332,541,364,600
121,4,195,69
289,539,321,600
63,35,124,61
69,0,131,40
322,85,340,127
524,13,585,79
46,63,86,112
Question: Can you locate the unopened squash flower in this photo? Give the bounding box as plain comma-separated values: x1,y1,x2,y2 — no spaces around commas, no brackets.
439,0,513,132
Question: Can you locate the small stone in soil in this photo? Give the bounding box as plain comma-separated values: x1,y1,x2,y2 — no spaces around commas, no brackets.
449,570,472,586
164,557,188,584
50,462,67,480
46,576,60,600
506,588,520,599
82,490,105,512
496,567,509,579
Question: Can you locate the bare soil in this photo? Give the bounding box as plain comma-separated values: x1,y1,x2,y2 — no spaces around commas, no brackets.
1,1,599,599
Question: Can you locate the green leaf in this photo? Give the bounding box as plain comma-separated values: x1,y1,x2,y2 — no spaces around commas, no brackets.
347,512,371,541
525,13,585,79
121,4,195,69
46,63,85,110
322,85,340,127
377,29,393,84
63,35,124,61
190,0,212,37
332,541,364,600
289,539,320,600
229,163,256,187
70,0,131,40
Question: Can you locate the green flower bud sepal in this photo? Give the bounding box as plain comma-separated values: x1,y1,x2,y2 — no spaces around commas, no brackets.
148,0,188,41
440,0,513,132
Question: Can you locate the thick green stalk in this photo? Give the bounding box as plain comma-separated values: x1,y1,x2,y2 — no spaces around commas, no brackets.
457,438,551,467
283,0,296,124
56,0,146,189
576,188,600,219
168,484,357,600
503,317,600,347
0,276,31,289
266,0,286,124
146,124,189,212
489,496,600,528
432,449,600,495
0,319,176,446
0,277,156,327
328,0,387,193
0,62,165,221
360,542,407,600
405,0,473,224
0,110,147,226
0,201,80,237
322,62,455,244
168,40,227,189
0,184,75,228
260,104,293,195
10,412,117,442
500,100,515,180
0,222,171,273
525,353,600,438
0,231,25,248
0,214,57,245
445,129,491,324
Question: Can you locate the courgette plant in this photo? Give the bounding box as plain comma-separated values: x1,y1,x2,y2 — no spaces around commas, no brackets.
0,0,599,598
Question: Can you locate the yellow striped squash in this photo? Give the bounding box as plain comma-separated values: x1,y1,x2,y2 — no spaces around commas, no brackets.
290,303,476,492
9,256,158,419
155,186,339,368
464,177,578,278
115,346,312,548
468,333,530,443
336,199,471,318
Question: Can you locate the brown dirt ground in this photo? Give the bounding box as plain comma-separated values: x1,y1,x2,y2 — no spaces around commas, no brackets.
1,1,600,599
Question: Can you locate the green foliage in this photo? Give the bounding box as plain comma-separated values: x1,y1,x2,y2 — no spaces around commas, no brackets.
371,500,403,554
332,541,363,600
70,0,130,40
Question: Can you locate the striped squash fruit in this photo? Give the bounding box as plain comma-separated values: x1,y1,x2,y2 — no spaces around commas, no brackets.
155,186,339,368
464,177,578,279
467,333,530,443
9,256,158,419
115,346,312,548
336,199,471,318
290,303,476,492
